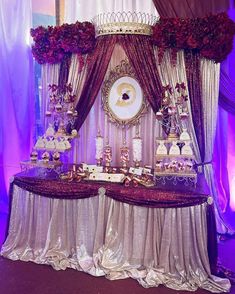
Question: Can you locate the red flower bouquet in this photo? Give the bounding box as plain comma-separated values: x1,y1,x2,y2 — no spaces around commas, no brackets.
31,21,96,64
152,12,235,63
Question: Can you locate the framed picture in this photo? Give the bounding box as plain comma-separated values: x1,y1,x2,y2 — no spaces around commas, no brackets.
102,60,148,127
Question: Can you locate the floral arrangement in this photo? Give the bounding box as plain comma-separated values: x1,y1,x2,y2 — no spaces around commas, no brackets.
152,12,235,63
31,13,235,65
30,21,96,64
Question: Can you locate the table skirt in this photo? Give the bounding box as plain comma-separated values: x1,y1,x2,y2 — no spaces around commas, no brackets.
1,185,230,292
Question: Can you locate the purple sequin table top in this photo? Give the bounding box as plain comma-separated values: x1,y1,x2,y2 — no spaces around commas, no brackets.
11,168,211,208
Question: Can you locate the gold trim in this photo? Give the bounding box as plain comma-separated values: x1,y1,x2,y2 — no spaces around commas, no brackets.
93,12,158,37
102,60,148,127
96,22,152,36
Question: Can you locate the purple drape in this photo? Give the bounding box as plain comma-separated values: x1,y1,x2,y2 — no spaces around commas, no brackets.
219,69,235,114
74,34,163,130
117,35,163,113
213,107,230,212
11,170,210,207
216,69,235,217
152,0,229,18
213,3,235,223
74,36,116,130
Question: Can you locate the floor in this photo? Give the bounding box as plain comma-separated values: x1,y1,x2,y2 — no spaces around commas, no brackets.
0,212,234,294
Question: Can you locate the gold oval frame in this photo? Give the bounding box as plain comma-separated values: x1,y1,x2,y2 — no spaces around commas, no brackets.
102,60,148,127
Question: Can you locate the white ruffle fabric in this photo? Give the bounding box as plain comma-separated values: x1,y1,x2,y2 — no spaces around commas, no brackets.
1,185,231,292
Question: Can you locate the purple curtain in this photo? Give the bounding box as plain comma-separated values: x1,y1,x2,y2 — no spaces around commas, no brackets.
213,107,230,213
219,69,235,113
152,0,229,18
213,107,235,232
213,3,235,224
74,34,163,131
117,35,163,113
74,36,116,130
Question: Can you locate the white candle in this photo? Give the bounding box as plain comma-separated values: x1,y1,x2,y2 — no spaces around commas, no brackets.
95,135,103,160
133,137,142,162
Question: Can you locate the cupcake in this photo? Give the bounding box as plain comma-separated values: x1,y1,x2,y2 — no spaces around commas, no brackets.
30,151,38,162
52,151,60,162
42,151,50,163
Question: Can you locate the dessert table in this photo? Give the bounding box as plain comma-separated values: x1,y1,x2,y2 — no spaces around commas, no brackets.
1,168,231,292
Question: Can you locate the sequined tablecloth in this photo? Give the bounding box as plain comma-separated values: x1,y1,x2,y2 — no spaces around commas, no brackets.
11,168,211,208
1,168,229,292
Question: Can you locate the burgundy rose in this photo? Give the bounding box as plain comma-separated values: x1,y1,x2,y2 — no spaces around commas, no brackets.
152,12,235,63
31,21,96,64
202,36,209,45
187,35,198,48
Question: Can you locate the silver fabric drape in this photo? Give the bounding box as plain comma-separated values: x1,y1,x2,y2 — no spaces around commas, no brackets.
200,59,230,234
1,185,231,292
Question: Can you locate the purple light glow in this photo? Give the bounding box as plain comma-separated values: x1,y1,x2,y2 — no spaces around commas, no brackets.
226,3,235,211
0,1,35,212
228,113,235,210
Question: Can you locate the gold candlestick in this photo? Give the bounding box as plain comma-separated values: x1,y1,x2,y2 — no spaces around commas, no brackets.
103,145,112,167
120,146,130,168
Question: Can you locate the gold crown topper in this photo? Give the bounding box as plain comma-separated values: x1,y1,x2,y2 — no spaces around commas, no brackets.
93,12,158,36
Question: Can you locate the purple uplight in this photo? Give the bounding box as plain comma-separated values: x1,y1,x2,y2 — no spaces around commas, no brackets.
0,1,35,212
228,113,235,210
